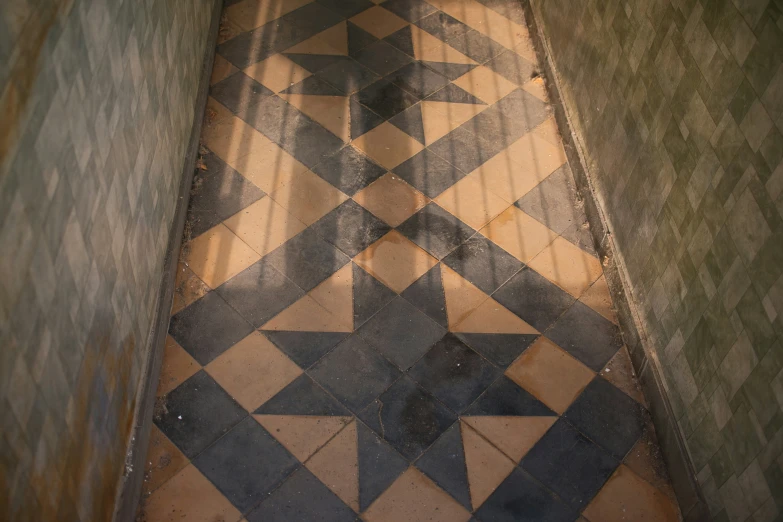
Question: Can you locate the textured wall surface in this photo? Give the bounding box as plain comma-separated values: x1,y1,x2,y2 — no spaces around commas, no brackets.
0,0,215,520
529,0,783,520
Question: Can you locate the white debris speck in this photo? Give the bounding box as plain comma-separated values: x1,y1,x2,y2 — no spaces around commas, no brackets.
178,415,182,420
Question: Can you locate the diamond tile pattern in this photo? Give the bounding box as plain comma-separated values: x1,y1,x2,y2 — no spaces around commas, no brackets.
133,1,681,521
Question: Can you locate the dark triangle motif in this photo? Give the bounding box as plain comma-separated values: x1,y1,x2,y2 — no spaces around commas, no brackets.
383,25,415,57
426,83,487,104
414,422,472,510
421,61,477,80
354,263,397,330
254,374,350,416
281,75,344,95
284,53,350,73
388,103,426,144
264,331,349,368
455,333,539,368
464,376,555,416
350,96,385,139
400,264,447,327
357,422,409,511
348,21,379,56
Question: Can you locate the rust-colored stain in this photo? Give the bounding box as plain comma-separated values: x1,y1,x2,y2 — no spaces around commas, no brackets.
0,0,75,174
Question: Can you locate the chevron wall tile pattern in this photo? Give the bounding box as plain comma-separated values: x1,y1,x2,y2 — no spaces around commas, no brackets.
530,0,783,520
0,0,217,520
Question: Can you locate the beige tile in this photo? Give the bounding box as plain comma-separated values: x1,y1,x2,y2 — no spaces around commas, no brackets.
528,237,603,298
481,206,557,263
462,416,556,463
217,16,244,45
269,169,349,225
142,425,189,495
204,96,234,125
285,21,348,55
279,94,350,142
505,131,567,181
224,0,312,32
254,415,351,461
233,142,309,193
531,116,562,147
420,101,487,144
435,176,508,229
583,465,680,522
210,55,239,86
453,297,538,334
244,54,312,93
352,122,425,169
623,428,674,498
353,173,429,227
349,6,409,38
156,336,199,397
171,263,210,315
441,264,490,328
453,65,517,104
223,197,307,256
306,420,359,511
205,332,302,411
201,112,277,167
184,223,260,288
354,230,437,293
505,336,594,414
461,422,515,510
466,148,548,203
142,465,241,522
432,0,530,51
416,41,475,64
601,347,646,406
363,468,472,522
522,77,548,102
579,275,617,323
407,25,449,57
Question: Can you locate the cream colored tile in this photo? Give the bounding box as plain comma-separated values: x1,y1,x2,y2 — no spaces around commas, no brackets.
467,148,549,203
528,236,603,298
584,465,680,522
171,263,210,315
505,131,567,181
349,6,409,38
142,425,189,495
306,420,359,511
210,55,239,86
224,0,312,32
441,264,490,328
353,173,429,227
352,122,424,169
184,224,260,288
354,231,437,293
244,54,312,93
481,206,557,262
453,65,518,104
432,0,530,51
522,77,548,102
279,94,350,142
156,336,199,397
461,422,515,510
223,196,307,256
233,143,309,193
143,465,241,522
284,22,348,55
269,169,349,225
435,176,508,229
201,112,277,167
420,101,487,144
579,275,617,324
206,331,302,411
204,96,234,125
530,116,562,147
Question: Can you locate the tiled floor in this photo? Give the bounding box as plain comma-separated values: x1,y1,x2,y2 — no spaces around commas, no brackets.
138,1,681,521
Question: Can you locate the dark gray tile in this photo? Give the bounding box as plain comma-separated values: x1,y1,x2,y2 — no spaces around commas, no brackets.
421,61,477,80
359,376,457,460
388,103,426,144
401,264,448,327
216,259,305,328
314,146,387,196
357,421,409,511
415,11,471,43
210,71,273,116
475,467,578,522
521,419,618,510
384,25,416,57
254,374,350,416
442,234,522,294
311,200,392,257
350,95,386,139
316,0,375,18
460,89,548,149
355,40,414,76
154,371,246,458
426,83,486,104
193,417,299,512
168,292,255,365
409,333,501,412
446,29,506,64
393,148,467,197
247,467,356,522
485,50,537,85
455,333,539,368
463,376,554,416
309,334,401,412
415,423,471,509
317,59,380,94
265,228,351,292
546,301,623,371
428,126,499,174
382,0,438,22
357,296,446,370
564,378,646,460
387,62,450,98
353,263,397,329
356,79,419,119
397,203,476,259
515,164,584,235
492,267,575,332
284,53,352,73
281,75,344,95
263,331,349,368
348,21,380,56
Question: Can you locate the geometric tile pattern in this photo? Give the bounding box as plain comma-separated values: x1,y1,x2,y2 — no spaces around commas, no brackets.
0,0,218,521
529,0,783,519
141,0,680,520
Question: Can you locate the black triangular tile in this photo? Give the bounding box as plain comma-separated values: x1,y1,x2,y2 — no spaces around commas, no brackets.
400,264,447,327
415,423,471,510
350,96,385,139
263,331,349,368
348,21,379,56
426,83,486,104
421,61,477,80
281,75,345,95
388,103,426,144
464,376,555,416
383,25,415,57
357,421,409,511
284,53,351,73
455,333,539,368
254,374,350,416
354,263,397,329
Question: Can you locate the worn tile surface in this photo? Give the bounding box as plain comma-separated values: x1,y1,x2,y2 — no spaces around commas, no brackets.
143,0,679,519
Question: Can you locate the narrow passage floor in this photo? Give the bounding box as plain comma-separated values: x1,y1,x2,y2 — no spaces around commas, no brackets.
139,0,680,520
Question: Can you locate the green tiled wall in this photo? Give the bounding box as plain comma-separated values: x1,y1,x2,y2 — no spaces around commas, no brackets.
0,0,216,520
529,0,783,520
